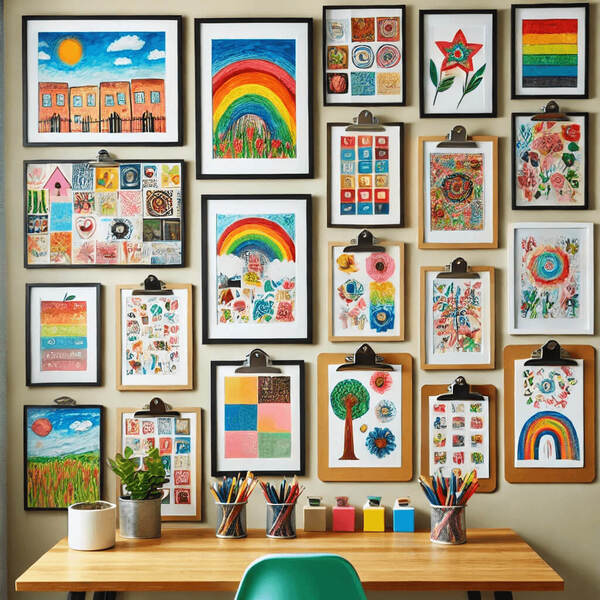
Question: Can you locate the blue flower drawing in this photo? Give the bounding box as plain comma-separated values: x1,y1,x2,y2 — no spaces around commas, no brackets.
365,427,396,458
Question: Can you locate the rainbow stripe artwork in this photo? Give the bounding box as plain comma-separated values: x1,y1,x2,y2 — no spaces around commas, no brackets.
517,410,580,462
521,19,578,88
212,39,296,159
215,213,296,325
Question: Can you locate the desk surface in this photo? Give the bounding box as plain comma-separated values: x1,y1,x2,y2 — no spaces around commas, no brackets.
15,528,564,593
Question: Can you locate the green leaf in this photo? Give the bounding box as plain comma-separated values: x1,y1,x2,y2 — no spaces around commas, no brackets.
429,59,438,87
437,76,455,92
465,76,483,94
470,63,486,82
124,446,133,459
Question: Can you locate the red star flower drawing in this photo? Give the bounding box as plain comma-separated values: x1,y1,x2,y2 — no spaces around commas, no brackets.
435,29,482,73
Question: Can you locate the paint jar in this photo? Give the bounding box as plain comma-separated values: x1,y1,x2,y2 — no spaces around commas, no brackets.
266,502,297,538
429,505,466,545
215,501,247,539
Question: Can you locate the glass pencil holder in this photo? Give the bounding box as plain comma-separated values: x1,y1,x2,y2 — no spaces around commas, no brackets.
215,501,247,539
429,505,466,545
265,502,297,539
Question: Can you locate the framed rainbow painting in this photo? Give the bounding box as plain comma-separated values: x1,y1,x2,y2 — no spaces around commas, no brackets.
195,18,313,179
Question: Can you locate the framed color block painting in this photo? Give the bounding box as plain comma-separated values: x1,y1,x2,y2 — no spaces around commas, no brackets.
26,283,101,386
195,18,313,178
211,360,305,475
23,16,182,146
511,4,589,99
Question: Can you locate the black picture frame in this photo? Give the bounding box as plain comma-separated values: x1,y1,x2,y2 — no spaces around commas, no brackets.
194,18,314,179
210,360,305,476
326,121,404,228
419,9,497,118
201,194,313,344
322,5,407,107
511,3,589,100
25,283,102,386
511,112,589,210
23,159,186,268
23,404,104,510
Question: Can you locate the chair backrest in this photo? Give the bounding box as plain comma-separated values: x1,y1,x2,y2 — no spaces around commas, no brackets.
234,553,367,600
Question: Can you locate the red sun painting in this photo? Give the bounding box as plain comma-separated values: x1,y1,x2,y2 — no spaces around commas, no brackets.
31,418,52,437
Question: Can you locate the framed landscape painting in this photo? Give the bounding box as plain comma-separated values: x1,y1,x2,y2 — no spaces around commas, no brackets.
23,16,182,146
202,194,312,344
195,18,313,178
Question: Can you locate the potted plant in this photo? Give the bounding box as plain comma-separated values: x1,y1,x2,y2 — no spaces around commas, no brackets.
108,446,167,539
68,500,116,551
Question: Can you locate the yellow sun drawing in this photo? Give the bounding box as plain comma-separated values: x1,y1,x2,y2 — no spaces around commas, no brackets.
57,38,83,66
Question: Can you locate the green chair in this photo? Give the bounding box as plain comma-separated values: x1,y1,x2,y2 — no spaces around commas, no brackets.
234,553,367,600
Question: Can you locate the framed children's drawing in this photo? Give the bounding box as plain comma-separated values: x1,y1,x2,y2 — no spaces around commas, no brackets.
512,112,588,209
327,121,404,228
24,404,104,510
26,283,101,386
322,5,406,106
508,222,594,335
211,358,305,476
418,135,498,248
118,407,201,520
201,194,312,344
420,262,495,370
116,284,193,390
23,16,182,146
504,342,595,483
195,18,313,178
419,10,497,118
25,160,185,267
511,4,589,99
328,239,404,342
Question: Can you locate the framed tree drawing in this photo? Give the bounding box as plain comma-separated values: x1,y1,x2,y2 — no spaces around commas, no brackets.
508,223,594,335
327,122,404,228
26,283,101,386
418,136,498,248
195,18,313,178
512,113,588,209
116,284,193,390
322,5,406,106
419,10,497,118
511,4,589,99
202,194,312,344
23,16,183,146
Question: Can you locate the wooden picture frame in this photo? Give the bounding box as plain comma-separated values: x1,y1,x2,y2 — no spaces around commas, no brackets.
328,241,405,342
421,384,497,492
317,352,412,482
418,136,498,249
116,283,193,390
117,407,202,520
420,266,495,370
504,344,595,483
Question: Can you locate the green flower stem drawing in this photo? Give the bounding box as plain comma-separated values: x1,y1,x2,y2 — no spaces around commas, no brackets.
456,64,486,109
430,59,455,106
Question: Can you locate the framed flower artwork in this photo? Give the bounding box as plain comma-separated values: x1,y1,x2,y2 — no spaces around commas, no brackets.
322,5,406,106
418,136,498,248
508,222,594,335
512,113,588,209
201,194,312,344
511,4,589,99
419,10,497,118
195,18,313,178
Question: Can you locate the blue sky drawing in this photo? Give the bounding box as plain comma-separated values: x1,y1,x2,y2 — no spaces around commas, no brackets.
38,31,166,87
216,213,296,240
27,407,101,458
211,39,295,78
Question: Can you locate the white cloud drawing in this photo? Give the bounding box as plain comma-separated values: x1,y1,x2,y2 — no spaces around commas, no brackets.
107,34,145,52
39,41,49,48
147,49,165,61
70,420,93,432
114,56,132,66
38,51,50,60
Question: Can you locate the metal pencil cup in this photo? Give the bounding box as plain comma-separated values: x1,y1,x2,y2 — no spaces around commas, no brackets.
266,502,296,538
215,501,247,538
430,505,466,545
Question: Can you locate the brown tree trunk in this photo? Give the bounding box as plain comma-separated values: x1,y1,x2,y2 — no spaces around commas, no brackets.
339,395,358,460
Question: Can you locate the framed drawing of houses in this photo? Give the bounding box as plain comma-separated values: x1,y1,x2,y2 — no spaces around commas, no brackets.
23,16,182,146
195,18,313,178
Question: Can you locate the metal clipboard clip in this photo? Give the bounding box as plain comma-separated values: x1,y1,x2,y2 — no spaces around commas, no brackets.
531,100,570,122
337,343,393,372
436,376,485,402
87,148,120,167
235,349,281,374
524,340,577,367
343,229,385,253
436,125,478,148
345,110,386,132
436,257,480,280
132,274,174,296
134,397,180,418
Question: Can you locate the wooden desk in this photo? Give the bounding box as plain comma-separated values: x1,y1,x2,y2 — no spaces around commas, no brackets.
16,528,563,597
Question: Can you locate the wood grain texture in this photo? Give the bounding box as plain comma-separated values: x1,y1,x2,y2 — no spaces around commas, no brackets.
15,528,564,592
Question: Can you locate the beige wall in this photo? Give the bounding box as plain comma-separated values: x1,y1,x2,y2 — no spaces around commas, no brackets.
4,0,600,598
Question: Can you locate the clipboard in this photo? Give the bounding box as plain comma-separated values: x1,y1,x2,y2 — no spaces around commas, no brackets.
317,345,413,482
504,342,595,483
328,231,405,342
421,377,497,493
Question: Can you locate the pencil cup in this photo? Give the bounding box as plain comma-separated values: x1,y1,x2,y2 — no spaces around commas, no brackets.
430,505,466,545
266,502,296,538
215,501,247,539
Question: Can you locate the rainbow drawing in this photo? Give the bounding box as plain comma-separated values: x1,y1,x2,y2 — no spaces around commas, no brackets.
212,39,296,159
517,410,580,460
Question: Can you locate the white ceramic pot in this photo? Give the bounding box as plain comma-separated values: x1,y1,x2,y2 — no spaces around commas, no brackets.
68,501,116,551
